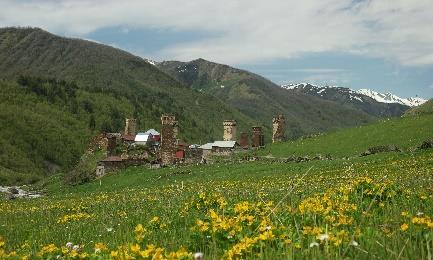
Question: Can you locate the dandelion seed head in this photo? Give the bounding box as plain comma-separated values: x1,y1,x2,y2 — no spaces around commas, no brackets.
193,252,204,260
309,242,319,247
318,234,329,241
350,240,359,247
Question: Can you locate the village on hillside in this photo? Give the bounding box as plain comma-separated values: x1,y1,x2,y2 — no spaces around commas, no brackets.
96,115,287,175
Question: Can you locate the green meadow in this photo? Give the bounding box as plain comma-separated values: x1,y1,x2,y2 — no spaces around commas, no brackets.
1,114,433,259
261,114,433,157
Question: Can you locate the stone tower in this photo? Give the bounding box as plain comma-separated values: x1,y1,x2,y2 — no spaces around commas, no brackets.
124,118,137,136
160,114,178,165
106,134,117,156
239,132,249,149
251,126,265,148
223,120,237,141
272,115,285,143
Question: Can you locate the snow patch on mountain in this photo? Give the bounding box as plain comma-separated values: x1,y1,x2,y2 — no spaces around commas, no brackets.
282,83,427,107
145,59,156,66
356,89,426,107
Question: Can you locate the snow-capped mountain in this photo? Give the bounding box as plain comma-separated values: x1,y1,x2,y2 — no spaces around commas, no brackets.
283,83,426,107
356,89,426,107
281,83,426,118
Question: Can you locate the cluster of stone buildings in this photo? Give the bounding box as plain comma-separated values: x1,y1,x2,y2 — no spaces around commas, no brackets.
220,115,286,148
97,114,286,174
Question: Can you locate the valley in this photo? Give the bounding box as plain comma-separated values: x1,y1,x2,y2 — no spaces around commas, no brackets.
0,26,432,259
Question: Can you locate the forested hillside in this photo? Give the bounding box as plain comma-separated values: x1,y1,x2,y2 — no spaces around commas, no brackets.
0,28,258,184
0,27,255,140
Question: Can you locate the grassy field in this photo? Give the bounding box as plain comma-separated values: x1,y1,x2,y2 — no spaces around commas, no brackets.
1,113,433,259
260,114,433,158
1,148,433,259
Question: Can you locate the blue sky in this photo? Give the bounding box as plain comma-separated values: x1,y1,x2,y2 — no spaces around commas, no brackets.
1,0,433,98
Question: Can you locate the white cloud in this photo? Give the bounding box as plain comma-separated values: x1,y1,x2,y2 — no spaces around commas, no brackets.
1,0,433,66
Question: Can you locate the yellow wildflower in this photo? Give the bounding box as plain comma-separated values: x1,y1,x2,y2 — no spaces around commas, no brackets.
150,216,160,224
110,250,118,258
130,243,141,254
94,242,108,253
258,230,275,241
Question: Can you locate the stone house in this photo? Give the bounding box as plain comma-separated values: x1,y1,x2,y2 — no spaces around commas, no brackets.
211,141,240,155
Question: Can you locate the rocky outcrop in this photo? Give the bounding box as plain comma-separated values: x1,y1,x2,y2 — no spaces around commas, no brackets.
360,145,401,156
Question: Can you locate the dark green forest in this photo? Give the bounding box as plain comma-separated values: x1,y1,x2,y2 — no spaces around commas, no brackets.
0,76,249,185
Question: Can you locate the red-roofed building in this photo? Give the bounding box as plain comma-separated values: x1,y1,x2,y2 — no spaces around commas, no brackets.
122,134,136,142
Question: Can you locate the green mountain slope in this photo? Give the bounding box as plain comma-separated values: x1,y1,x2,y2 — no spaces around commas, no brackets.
0,27,254,141
260,114,433,158
158,59,375,139
404,99,433,117
0,79,90,184
0,28,257,184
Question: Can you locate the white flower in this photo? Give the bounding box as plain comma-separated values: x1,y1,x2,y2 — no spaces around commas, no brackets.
66,242,73,249
309,242,319,247
350,240,359,247
106,227,113,232
318,234,329,241
416,212,424,216
193,252,204,260
72,245,80,251
265,226,271,231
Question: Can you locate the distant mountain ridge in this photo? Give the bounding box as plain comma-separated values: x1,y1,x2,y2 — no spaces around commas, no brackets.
158,59,376,139
356,88,426,107
283,83,426,107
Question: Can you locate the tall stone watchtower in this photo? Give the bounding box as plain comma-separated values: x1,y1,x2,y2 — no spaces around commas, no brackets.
160,114,178,165
223,120,237,141
106,134,118,156
239,132,249,149
124,118,137,136
272,115,285,143
251,126,265,148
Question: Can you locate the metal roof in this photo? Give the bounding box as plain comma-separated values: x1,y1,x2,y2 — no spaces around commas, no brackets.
199,141,238,149
199,143,214,150
212,141,238,148
135,133,151,142
144,129,160,135
122,134,136,141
